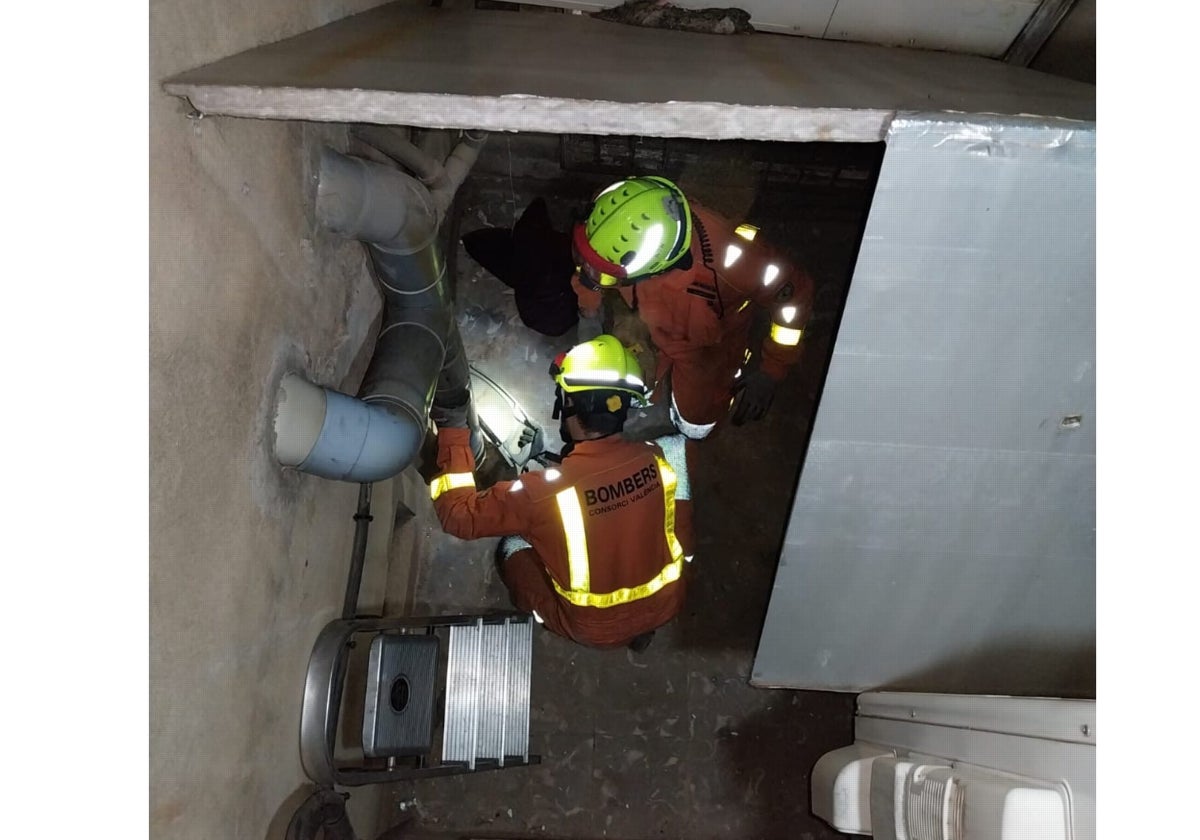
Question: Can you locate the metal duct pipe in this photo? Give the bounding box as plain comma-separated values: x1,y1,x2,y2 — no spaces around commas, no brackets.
273,140,485,481
319,149,481,450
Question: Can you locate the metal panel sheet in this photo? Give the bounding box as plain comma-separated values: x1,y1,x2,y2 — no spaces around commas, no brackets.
753,114,1095,696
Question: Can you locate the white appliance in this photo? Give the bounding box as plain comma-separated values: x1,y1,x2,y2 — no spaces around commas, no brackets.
811,692,1095,840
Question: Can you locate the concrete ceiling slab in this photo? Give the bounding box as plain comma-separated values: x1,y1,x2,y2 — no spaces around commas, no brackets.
162,4,1094,142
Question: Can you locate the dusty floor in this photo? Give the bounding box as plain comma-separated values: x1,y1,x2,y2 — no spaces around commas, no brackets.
373,135,882,839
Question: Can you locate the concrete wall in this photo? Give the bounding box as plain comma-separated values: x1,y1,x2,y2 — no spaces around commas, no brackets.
149,2,421,838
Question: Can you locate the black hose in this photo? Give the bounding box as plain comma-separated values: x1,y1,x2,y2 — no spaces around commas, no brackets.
341,483,374,619
285,788,358,840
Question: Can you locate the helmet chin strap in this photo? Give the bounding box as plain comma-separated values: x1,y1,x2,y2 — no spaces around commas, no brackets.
554,386,576,444
554,387,623,446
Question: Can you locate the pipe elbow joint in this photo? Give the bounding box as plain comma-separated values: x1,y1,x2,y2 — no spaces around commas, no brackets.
275,374,424,483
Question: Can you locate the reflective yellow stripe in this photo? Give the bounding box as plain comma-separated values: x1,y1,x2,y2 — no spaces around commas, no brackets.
734,223,759,241
770,323,804,346
430,471,475,500
556,487,590,591
550,455,684,609
553,559,682,608
658,457,686,565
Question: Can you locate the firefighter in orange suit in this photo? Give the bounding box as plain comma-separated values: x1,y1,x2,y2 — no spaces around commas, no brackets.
570,176,816,440
429,335,694,650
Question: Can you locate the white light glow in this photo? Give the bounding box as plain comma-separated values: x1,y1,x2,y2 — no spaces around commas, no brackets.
595,182,622,200
781,305,797,323
762,264,780,286
624,223,664,275
510,480,524,491
770,324,803,346
476,400,516,441
532,609,545,624
544,468,562,481
723,244,743,268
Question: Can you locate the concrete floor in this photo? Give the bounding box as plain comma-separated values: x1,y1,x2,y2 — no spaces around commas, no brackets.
364,134,882,839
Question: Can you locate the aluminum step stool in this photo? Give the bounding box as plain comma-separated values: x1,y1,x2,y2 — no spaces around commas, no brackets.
300,612,539,786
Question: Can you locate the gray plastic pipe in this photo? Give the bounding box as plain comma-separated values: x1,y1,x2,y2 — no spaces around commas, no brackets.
431,130,487,222
274,136,486,482
274,375,420,482
351,126,487,225
351,125,448,192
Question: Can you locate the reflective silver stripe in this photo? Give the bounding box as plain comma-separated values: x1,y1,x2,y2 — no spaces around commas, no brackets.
670,391,716,440
498,535,532,561
652,434,691,502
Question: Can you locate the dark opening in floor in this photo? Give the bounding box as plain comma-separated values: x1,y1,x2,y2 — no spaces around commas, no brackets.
382,131,885,840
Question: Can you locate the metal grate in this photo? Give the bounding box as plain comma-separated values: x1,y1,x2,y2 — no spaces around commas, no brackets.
505,619,532,764
905,766,962,840
443,617,532,768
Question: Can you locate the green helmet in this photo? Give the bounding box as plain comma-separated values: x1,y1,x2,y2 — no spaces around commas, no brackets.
549,334,648,406
571,176,692,289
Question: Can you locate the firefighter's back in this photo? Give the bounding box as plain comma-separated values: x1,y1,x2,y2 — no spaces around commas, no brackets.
521,436,687,647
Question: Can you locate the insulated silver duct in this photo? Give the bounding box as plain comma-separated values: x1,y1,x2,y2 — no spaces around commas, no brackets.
274,132,487,481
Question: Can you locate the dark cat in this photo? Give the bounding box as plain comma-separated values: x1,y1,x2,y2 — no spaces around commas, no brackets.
461,198,579,338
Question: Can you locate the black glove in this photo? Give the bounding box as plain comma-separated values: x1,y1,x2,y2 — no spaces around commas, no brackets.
730,370,777,425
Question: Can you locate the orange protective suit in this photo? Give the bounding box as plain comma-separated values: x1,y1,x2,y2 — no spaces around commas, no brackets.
573,201,815,435
431,427,694,648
